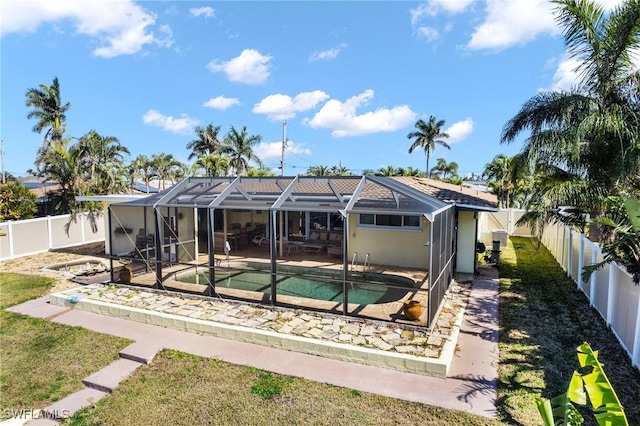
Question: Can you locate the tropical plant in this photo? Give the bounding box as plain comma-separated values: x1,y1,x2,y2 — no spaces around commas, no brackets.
0,182,37,220
537,342,628,426
329,164,351,176
407,116,451,177
246,166,276,177
72,130,130,195
187,123,222,160
150,153,183,190
30,138,78,214
25,77,70,144
583,193,640,284
501,0,640,239
397,166,425,177
128,155,156,193
220,126,263,176
375,165,399,176
194,154,231,177
305,165,331,176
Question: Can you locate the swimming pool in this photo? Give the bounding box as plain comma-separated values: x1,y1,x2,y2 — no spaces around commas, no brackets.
177,270,414,305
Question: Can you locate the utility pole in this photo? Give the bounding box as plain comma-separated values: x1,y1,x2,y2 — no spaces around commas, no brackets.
280,122,288,176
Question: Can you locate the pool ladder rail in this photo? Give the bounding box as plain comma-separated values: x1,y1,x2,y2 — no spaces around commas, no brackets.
350,252,371,277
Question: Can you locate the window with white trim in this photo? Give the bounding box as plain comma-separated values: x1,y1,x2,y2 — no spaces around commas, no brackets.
358,214,421,229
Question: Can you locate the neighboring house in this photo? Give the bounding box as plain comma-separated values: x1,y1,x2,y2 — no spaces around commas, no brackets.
101,176,498,327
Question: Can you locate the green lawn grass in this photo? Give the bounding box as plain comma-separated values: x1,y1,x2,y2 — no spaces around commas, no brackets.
64,349,499,426
497,237,640,425
0,273,132,417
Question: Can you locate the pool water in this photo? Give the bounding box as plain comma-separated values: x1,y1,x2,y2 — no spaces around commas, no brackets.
178,271,412,305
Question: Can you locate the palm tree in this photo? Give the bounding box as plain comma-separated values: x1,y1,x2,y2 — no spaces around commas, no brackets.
187,123,222,160
330,164,351,176
430,158,448,179
151,153,182,190
305,165,331,176
72,130,130,195
398,166,424,177
25,77,70,143
31,138,78,213
501,0,640,238
220,126,263,176
376,165,399,176
128,155,156,193
246,167,276,177
407,116,451,177
194,154,231,177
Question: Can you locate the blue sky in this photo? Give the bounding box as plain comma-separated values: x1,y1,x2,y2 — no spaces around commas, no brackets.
0,0,620,178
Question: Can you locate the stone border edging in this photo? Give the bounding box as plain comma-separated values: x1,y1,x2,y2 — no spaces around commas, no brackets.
49,291,465,378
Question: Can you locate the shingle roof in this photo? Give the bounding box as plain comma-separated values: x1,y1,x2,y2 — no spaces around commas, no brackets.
391,177,498,210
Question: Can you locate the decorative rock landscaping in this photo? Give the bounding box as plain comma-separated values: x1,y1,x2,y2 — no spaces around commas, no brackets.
61,280,470,358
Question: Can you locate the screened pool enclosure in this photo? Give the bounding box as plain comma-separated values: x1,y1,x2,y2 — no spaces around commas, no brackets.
107,176,459,328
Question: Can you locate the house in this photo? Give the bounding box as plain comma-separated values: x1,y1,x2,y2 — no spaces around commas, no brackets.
103,176,498,327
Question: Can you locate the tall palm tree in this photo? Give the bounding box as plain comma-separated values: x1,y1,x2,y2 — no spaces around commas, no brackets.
501,0,640,237
25,77,70,143
430,158,448,179
128,155,156,193
407,116,451,177
72,130,130,194
186,123,222,160
220,126,263,176
194,154,231,177
31,138,78,213
151,153,183,190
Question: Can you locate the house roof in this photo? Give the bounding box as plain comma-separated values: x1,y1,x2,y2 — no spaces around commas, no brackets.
390,177,498,211
113,176,497,218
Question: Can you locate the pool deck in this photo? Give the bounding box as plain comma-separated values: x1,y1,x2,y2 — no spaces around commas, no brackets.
119,249,430,326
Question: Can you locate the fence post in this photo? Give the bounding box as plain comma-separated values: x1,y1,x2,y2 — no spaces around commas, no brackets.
606,262,616,325
47,215,53,250
633,292,640,369
590,244,598,306
567,228,573,278
7,221,14,258
577,234,584,290
80,212,86,243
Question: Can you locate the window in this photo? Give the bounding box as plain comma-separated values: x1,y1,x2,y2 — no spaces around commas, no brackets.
358,214,421,230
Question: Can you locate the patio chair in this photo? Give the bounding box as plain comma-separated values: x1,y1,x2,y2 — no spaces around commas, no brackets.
300,231,326,253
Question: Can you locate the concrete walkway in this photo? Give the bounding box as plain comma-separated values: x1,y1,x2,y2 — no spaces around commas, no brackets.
6,267,498,424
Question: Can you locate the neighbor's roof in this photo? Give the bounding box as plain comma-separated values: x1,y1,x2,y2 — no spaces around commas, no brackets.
391,177,498,210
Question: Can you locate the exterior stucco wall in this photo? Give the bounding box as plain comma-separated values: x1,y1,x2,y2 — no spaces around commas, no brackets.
456,210,477,274
347,214,430,269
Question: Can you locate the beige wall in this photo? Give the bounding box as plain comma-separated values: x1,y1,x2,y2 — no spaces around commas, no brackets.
456,211,477,274
347,214,429,269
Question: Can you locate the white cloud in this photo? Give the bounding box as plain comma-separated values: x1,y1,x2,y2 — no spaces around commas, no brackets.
254,140,312,161
548,56,582,91
206,49,273,85
253,91,329,121
189,7,215,18
1,0,172,58
445,118,474,142
142,109,198,134
203,96,240,110
309,43,348,62
416,26,439,42
410,0,473,25
466,0,558,51
305,90,417,137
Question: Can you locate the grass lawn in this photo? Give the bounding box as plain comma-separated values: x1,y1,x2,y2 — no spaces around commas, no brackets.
65,349,499,426
497,237,640,425
0,273,132,417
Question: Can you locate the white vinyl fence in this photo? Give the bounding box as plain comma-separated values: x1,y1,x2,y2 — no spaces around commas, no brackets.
538,220,640,369
0,213,105,261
